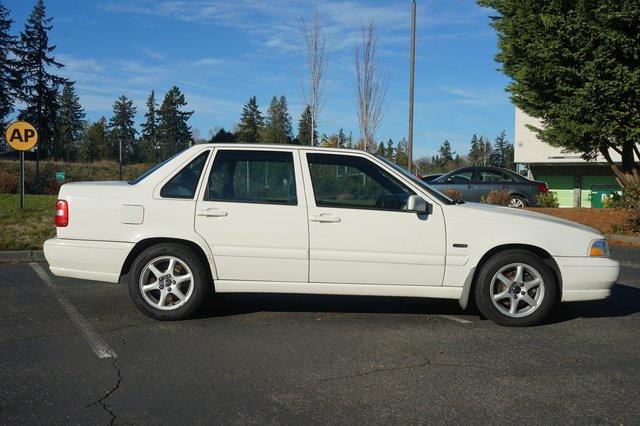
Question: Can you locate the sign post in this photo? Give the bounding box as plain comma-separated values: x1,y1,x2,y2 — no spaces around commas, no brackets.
5,121,38,210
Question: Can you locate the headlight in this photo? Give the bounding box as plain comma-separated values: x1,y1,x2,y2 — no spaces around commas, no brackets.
589,239,610,257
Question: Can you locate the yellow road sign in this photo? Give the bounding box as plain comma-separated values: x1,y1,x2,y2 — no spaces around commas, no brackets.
5,121,38,151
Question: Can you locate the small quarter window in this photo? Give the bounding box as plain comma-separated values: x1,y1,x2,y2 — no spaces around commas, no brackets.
206,150,297,205
160,151,209,199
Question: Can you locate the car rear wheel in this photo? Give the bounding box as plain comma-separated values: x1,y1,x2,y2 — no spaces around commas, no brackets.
129,243,210,320
508,195,528,208
474,249,557,326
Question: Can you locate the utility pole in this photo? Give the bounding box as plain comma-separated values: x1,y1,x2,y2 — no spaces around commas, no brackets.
408,0,416,173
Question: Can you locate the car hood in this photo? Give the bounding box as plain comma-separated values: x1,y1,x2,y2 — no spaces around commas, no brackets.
448,202,601,236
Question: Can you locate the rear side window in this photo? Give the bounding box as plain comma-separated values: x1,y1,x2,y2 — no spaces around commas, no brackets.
306,153,414,211
206,150,297,205
160,151,209,199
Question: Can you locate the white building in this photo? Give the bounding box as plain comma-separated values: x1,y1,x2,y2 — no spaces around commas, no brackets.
514,108,622,207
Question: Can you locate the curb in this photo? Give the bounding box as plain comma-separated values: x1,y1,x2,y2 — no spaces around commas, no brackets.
606,234,640,244
0,250,45,264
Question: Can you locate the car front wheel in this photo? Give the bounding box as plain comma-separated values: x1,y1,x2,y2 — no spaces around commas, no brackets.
129,243,210,320
474,249,557,326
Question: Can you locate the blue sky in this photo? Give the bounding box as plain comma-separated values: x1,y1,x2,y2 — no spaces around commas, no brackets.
6,0,514,158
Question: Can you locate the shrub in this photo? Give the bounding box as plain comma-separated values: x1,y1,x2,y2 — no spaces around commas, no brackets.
602,192,625,208
620,184,640,232
480,189,511,206
0,171,19,193
0,160,152,193
443,189,463,203
536,191,559,208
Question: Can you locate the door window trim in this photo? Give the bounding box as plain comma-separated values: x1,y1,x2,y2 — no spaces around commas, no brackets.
202,148,299,206
305,152,417,213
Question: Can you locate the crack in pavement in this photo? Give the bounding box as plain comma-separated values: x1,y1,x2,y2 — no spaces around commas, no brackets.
87,358,122,425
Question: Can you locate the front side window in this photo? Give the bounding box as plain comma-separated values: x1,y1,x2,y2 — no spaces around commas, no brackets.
206,150,297,205
307,153,414,211
446,169,474,184
160,151,209,199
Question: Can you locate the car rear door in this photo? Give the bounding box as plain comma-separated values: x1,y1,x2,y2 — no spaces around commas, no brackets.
301,151,446,287
194,148,309,282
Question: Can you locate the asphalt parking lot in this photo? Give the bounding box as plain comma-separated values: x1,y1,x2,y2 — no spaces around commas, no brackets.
1,248,639,425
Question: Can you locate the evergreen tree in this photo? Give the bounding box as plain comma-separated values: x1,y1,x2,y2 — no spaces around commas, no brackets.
493,130,510,169
0,1,20,135
140,90,158,162
157,86,193,159
395,137,409,167
16,0,65,160
56,81,85,161
236,96,263,144
337,128,347,148
479,0,640,187
296,105,315,145
385,138,394,159
375,141,386,156
209,127,235,143
108,95,137,164
438,139,454,164
468,134,480,166
263,95,292,144
78,117,108,162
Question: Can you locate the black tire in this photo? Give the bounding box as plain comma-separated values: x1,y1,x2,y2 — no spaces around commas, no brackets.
128,243,210,320
508,195,528,208
474,249,557,327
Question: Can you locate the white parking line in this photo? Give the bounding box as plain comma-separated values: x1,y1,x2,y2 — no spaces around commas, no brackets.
440,315,472,324
30,263,117,359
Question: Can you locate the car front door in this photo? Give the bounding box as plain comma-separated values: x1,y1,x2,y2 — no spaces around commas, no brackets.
195,149,308,282
436,168,477,201
301,151,446,286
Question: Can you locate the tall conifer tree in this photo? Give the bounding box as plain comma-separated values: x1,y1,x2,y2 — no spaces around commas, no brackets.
0,1,20,136
17,0,65,160
236,96,263,144
56,81,85,161
157,86,193,159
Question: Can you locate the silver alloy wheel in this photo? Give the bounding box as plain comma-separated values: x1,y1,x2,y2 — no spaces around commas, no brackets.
139,255,194,311
490,263,545,318
508,197,525,208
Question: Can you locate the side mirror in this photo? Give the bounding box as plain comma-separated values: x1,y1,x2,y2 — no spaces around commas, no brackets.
407,195,429,213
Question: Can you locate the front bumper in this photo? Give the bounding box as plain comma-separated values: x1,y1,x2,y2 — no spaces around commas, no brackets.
556,256,620,302
43,238,134,283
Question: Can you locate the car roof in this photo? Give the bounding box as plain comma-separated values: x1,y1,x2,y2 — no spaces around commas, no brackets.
197,143,367,155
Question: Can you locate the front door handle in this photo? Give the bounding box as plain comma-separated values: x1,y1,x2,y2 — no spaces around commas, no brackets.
310,214,341,223
197,208,228,217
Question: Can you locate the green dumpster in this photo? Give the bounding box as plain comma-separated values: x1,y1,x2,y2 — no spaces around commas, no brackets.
590,184,621,208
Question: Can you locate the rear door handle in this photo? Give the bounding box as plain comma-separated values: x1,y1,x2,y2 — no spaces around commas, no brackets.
197,208,228,217
310,214,341,223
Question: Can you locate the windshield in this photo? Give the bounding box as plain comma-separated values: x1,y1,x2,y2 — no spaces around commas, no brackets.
128,154,178,185
376,156,457,205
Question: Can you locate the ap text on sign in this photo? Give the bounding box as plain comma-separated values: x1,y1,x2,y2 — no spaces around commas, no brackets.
5,121,39,151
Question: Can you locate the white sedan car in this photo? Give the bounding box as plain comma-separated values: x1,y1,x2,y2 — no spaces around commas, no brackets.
44,144,620,326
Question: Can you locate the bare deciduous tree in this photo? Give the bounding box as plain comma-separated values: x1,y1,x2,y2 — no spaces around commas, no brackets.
300,10,327,147
354,20,388,151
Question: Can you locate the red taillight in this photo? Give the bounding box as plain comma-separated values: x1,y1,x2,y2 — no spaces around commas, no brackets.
55,200,68,227
537,183,549,193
